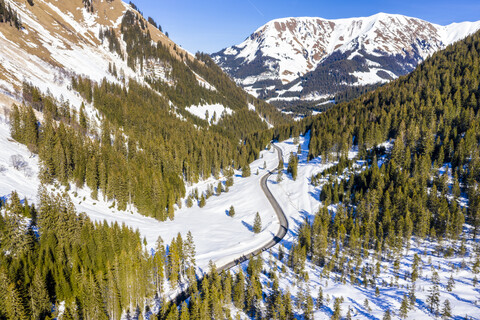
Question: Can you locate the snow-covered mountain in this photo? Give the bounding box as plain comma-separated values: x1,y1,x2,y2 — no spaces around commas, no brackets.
212,13,480,105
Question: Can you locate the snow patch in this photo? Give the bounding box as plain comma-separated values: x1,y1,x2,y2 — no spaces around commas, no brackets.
185,103,233,124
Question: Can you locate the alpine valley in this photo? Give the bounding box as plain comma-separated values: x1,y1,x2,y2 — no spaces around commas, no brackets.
1,1,480,320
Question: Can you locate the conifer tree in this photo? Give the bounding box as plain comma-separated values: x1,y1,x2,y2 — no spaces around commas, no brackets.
399,294,409,319
185,231,196,269
383,309,392,320
427,269,441,316
153,236,166,293
199,194,206,208
232,270,245,309
253,212,262,233
30,269,51,320
277,169,283,183
229,205,235,217
446,274,455,291
331,297,342,320
287,151,298,180
180,301,190,320
442,299,452,319
242,164,251,177
304,294,314,320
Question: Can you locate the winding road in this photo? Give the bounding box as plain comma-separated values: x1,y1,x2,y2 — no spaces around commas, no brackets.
173,144,289,305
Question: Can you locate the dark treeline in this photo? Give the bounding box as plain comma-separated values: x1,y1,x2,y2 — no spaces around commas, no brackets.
333,82,383,105
0,0,22,29
0,189,195,319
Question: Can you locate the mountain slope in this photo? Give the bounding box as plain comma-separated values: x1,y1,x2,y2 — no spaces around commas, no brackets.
0,0,289,222
0,0,286,126
212,13,480,108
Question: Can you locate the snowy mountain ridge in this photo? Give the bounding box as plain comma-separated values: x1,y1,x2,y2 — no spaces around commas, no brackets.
212,13,480,104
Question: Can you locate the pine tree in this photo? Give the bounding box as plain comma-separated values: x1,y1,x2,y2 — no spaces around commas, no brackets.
153,236,166,293
232,270,245,309
363,298,371,312
304,294,314,320
9,104,21,141
253,212,262,233
331,297,342,320
317,286,324,309
441,299,452,319
408,284,416,307
346,307,352,320
287,152,298,180
276,169,283,183
446,274,455,291
180,301,190,320
229,205,235,217
0,268,28,320
399,294,409,319
383,309,392,320
225,166,234,187
30,269,51,320
185,231,196,269
199,194,206,208
242,164,251,177
79,102,88,132
427,269,441,316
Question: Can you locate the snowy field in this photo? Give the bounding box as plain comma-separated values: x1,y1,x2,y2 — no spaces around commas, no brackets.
0,114,40,204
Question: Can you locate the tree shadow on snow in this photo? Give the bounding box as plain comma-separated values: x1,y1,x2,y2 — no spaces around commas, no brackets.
347,297,380,320
309,189,321,201
242,220,253,232
299,209,314,223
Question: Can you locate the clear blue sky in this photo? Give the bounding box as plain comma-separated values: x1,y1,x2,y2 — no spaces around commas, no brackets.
130,0,480,53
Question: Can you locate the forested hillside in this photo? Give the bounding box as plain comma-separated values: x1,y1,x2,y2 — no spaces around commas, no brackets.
0,189,196,319
304,29,480,243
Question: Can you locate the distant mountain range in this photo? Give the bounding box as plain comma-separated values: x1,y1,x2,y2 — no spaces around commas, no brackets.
212,13,480,108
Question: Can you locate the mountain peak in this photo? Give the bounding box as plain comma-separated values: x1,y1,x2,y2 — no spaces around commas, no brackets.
212,13,480,106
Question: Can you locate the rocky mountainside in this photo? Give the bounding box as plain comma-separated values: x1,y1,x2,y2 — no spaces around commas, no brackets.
212,13,480,108
0,0,284,125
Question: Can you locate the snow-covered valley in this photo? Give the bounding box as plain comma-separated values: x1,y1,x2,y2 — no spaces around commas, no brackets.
3,108,480,318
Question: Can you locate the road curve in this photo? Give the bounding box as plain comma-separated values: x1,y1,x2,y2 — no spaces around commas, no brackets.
173,144,289,305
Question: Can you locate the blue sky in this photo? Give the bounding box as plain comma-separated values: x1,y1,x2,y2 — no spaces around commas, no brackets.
130,0,480,53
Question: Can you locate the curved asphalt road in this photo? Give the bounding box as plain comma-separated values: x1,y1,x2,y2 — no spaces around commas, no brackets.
173,144,289,305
